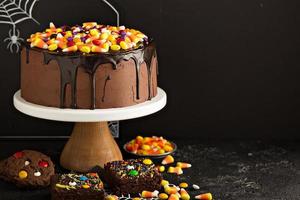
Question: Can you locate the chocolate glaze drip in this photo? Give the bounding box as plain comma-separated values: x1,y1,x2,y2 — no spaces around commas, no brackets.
24,42,157,109
102,75,111,102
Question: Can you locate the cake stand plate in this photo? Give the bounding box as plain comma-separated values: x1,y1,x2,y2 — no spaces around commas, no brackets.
13,88,167,172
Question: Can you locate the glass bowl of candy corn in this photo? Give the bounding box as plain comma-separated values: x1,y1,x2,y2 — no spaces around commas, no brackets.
123,136,177,158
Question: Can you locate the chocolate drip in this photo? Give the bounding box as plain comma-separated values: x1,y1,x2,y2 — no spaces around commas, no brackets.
144,43,157,100
102,75,111,102
43,53,80,108
25,42,157,109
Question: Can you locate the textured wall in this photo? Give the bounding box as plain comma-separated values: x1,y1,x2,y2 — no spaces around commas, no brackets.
0,0,299,139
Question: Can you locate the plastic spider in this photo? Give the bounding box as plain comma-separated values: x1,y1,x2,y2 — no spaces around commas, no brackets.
3,28,24,53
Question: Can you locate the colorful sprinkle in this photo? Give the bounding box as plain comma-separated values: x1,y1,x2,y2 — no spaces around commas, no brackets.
14,152,24,159
24,160,30,166
34,171,41,177
38,160,49,168
128,169,138,176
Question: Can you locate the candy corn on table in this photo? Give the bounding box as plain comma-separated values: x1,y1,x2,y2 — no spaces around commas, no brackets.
13,88,167,172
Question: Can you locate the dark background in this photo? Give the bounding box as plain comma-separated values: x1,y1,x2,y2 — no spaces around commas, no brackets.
0,0,300,139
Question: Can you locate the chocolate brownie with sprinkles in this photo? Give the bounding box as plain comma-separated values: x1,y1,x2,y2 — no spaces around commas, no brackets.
51,173,104,200
104,159,162,195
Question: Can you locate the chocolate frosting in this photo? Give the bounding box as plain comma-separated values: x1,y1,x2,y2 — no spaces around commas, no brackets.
25,42,157,109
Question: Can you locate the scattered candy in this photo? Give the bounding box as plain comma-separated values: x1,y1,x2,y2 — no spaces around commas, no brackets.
34,171,41,177
24,160,30,166
159,193,169,200
192,184,200,190
164,184,179,195
143,158,153,165
132,198,141,200
14,151,24,159
159,165,165,172
176,162,192,169
167,166,183,175
69,181,77,186
168,194,179,200
162,155,174,165
38,160,49,168
125,136,174,156
82,184,90,189
179,182,188,188
180,188,190,200
128,169,138,176
18,170,28,179
105,195,118,200
161,179,169,187
195,193,212,200
141,190,159,198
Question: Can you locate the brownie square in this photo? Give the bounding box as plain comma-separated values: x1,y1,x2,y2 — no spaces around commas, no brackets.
51,173,104,200
104,159,162,195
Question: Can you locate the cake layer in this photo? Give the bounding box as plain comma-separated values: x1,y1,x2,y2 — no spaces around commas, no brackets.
21,44,158,109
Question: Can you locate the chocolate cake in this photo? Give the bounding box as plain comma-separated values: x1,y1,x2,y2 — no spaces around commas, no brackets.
51,173,104,200
0,150,55,188
21,22,158,109
104,159,162,195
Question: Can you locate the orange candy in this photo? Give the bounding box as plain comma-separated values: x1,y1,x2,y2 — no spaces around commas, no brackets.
141,190,159,198
195,193,213,200
168,194,179,200
162,155,174,165
176,162,192,169
167,166,183,175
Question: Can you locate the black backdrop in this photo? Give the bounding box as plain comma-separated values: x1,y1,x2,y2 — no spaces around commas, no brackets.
0,0,300,139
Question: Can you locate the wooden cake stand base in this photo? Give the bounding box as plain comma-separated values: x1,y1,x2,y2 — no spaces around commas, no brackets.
13,88,167,172
60,122,122,172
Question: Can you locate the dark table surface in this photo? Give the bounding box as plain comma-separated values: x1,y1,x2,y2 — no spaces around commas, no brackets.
0,139,300,200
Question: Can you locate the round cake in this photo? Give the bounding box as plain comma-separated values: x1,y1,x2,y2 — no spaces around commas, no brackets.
21,22,158,109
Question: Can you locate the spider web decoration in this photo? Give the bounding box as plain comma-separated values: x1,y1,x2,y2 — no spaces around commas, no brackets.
0,0,39,53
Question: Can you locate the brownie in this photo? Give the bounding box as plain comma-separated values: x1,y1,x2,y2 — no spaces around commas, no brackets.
0,150,55,188
104,159,162,195
51,173,105,200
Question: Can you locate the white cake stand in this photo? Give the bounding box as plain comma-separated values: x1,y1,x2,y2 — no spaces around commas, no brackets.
13,88,167,172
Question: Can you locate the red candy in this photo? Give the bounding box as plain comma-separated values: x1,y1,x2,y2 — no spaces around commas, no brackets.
14,151,24,159
67,40,75,47
92,39,102,46
38,160,49,168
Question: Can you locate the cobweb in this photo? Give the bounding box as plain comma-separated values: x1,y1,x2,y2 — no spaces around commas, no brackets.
0,0,39,26
0,0,39,53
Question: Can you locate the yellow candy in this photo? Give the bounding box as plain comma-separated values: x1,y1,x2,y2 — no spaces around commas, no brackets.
125,37,131,43
132,198,141,200
143,158,153,165
80,45,91,53
48,43,58,51
179,182,188,188
110,44,120,51
90,29,99,36
164,145,174,152
161,179,169,187
159,193,169,200
120,41,128,50
73,37,81,43
105,195,118,200
82,184,90,189
159,165,165,172
102,43,109,51
19,170,28,179
158,149,165,154
108,35,116,42
142,144,151,150
100,32,109,40
64,31,72,38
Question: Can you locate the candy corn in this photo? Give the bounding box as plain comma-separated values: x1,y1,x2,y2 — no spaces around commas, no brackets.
167,166,183,175
159,193,168,200
62,45,78,52
161,179,169,187
164,184,179,195
31,38,48,49
168,194,179,200
141,190,159,198
179,182,188,188
162,155,174,165
176,162,192,169
195,193,212,200
180,188,190,200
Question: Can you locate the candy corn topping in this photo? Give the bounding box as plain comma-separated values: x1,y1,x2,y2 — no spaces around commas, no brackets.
195,193,213,200
162,155,175,165
28,22,149,53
